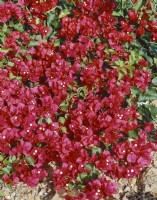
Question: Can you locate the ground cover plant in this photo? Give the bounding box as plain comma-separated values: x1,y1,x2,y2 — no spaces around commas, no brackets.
0,0,157,199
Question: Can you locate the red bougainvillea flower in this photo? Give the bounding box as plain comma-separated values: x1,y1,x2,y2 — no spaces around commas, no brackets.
0,2,23,23
128,10,138,22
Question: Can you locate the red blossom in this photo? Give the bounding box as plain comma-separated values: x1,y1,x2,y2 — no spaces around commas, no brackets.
128,10,138,22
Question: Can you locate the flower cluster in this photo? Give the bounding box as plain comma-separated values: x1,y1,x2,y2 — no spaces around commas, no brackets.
0,0,157,199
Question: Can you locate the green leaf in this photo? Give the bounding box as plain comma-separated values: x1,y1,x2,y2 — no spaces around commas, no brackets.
129,65,135,78
134,0,147,11
20,47,27,54
139,48,153,65
46,118,52,124
77,184,86,190
2,23,7,32
51,19,60,28
120,67,127,75
3,159,9,165
0,61,4,68
145,104,157,120
104,143,111,150
77,86,87,95
92,147,101,154
125,42,129,49
2,166,12,174
118,71,125,80
36,18,40,24
67,183,75,190
138,87,157,101
0,0,4,4
76,175,81,182
9,20,14,27
59,117,66,124
148,42,157,57
6,183,12,190
0,155,4,162
9,73,16,80
112,10,124,17
95,38,101,44
54,39,61,47
85,164,93,171
0,35,6,44
59,101,68,111
67,84,73,92
79,172,88,179
38,118,44,124
10,156,16,163
130,40,142,48
8,62,14,67
92,169,100,175
65,114,70,119
16,76,22,80
114,59,124,67
130,86,142,96
47,12,56,27
129,50,142,65
28,41,39,47
46,6,61,13
25,156,35,166
139,106,152,122
151,107,157,120
61,126,67,133
35,35,42,40
59,9,70,18
0,190,4,197
152,77,157,86
0,48,10,53
128,130,138,139
154,58,157,65
14,23,24,32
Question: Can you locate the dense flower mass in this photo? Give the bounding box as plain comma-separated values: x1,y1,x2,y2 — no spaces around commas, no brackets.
0,0,157,199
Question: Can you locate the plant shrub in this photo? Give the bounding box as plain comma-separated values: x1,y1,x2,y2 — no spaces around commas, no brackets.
0,0,157,199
